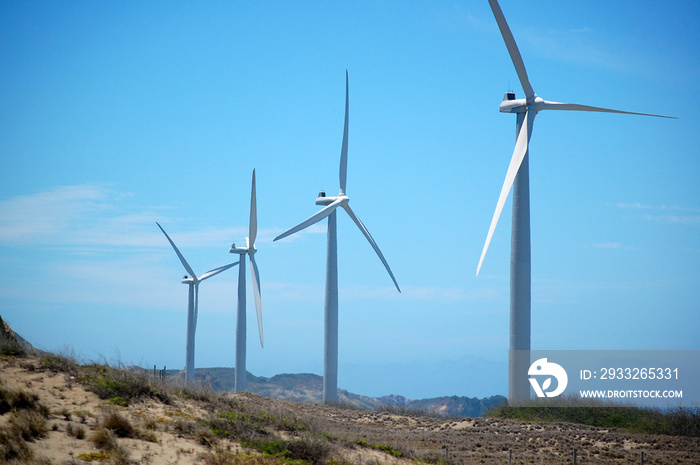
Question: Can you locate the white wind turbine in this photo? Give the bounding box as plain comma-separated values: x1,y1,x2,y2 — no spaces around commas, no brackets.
477,0,675,402
229,169,263,393
156,222,237,384
476,0,669,401
274,71,401,404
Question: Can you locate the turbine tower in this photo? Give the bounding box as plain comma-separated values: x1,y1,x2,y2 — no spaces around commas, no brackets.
229,169,263,393
477,0,674,403
274,71,401,404
157,222,237,384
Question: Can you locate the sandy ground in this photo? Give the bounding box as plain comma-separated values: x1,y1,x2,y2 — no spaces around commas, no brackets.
254,394,700,464
1,357,214,464
1,355,698,464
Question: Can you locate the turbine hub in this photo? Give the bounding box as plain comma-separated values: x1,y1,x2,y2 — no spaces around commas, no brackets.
530,96,545,112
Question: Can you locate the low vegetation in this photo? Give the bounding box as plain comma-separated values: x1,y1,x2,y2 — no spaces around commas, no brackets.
0,385,50,463
0,386,48,417
354,439,403,458
2,347,699,464
488,398,700,437
4,351,414,464
376,403,443,419
241,438,331,465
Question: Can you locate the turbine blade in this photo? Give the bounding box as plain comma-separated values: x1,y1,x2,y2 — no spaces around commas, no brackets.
273,198,343,241
249,169,258,244
542,100,676,119
156,222,197,279
487,0,535,100
249,254,264,348
199,262,238,281
476,110,535,276
342,204,401,293
339,70,349,195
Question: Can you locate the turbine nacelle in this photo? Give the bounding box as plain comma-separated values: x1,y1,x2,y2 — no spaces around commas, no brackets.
229,241,250,255
316,191,334,206
181,276,196,284
316,193,348,207
499,93,544,114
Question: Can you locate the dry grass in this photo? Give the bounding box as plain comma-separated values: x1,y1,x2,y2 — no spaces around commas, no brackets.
2,351,697,465
90,426,120,451
86,426,132,464
201,447,288,465
488,397,700,437
66,422,86,439
241,438,332,465
101,411,137,439
0,385,50,463
0,386,48,416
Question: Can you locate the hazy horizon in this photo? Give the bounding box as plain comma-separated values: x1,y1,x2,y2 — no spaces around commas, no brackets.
2,1,698,400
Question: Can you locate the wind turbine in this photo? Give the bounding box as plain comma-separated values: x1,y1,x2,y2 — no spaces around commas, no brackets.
274,71,401,404
229,169,263,393
156,222,237,384
477,0,674,403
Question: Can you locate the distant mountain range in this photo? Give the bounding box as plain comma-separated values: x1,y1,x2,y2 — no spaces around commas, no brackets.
169,366,506,418
1,314,505,418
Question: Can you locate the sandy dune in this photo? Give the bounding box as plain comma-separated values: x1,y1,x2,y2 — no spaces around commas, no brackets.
1,355,698,465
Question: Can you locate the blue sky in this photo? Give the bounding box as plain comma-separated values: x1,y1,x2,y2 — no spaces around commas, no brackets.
1,1,698,400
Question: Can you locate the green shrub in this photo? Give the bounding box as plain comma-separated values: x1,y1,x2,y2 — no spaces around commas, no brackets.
242,438,330,465
354,439,403,457
77,451,111,462
40,353,80,376
201,448,289,465
0,344,25,356
80,363,170,405
106,396,129,407
488,400,700,437
207,411,265,441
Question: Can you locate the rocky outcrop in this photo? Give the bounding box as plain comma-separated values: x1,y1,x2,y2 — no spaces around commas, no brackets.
0,315,37,355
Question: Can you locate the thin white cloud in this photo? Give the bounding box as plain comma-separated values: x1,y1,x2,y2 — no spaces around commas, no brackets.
641,215,700,225
659,205,700,213
338,284,498,303
593,242,624,249
0,184,283,250
269,223,327,243
613,202,652,210
612,202,700,225
0,184,108,245
520,26,633,74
